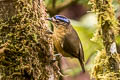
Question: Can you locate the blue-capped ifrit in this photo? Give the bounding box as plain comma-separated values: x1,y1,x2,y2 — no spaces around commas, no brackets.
47,15,85,72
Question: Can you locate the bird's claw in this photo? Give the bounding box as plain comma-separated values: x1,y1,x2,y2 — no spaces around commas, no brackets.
50,54,62,64
54,54,62,61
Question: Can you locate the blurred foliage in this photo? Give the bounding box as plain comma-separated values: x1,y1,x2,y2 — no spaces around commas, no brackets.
45,0,88,16
112,0,120,10
72,13,97,28
116,35,120,44
78,0,88,5
45,0,89,6
45,0,75,7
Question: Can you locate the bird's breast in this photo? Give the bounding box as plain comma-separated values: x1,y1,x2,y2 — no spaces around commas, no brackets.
52,27,72,57
53,27,66,41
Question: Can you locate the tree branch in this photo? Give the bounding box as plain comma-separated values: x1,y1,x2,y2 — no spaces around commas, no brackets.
91,0,120,79
0,0,58,80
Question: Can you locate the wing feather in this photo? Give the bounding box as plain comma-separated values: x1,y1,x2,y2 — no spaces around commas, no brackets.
61,25,84,61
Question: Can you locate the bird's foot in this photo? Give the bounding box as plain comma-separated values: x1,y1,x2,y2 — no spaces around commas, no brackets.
54,54,62,61
50,54,62,64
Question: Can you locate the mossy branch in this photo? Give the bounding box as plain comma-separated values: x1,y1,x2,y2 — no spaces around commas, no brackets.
0,0,58,80
90,0,120,79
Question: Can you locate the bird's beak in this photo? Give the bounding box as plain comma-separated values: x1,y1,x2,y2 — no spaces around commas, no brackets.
46,18,53,21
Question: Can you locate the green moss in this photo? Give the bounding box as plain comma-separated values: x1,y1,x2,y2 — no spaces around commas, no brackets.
90,0,120,79
91,50,120,80
90,0,119,42
0,0,52,79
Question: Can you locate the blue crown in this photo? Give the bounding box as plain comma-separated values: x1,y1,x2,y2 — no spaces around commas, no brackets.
54,15,70,23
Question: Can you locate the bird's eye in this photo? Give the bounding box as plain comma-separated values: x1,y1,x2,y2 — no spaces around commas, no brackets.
55,20,59,23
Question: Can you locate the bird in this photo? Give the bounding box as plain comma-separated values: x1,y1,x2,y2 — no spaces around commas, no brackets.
47,15,85,72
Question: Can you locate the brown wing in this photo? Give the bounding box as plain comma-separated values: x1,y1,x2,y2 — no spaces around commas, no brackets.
62,25,85,72
62,25,84,61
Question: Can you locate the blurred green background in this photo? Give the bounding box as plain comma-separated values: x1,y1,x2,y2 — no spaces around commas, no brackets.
45,0,120,80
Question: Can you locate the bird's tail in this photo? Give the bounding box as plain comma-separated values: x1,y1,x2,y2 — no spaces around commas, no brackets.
78,58,85,73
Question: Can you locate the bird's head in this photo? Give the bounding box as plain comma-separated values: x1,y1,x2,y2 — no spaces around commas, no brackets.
47,15,70,27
